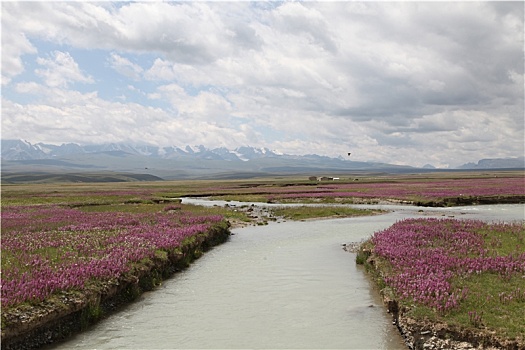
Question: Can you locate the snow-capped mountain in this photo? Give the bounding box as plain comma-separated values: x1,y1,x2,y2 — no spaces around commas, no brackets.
4,139,391,180
0,139,281,162
1,139,49,160
3,140,522,181
3,140,523,179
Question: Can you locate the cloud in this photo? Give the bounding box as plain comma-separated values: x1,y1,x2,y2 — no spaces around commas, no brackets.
1,85,253,150
1,32,37,85
272,2,337,53
35,51,94,88
155,83,233,120
1,1,523,167
108,53,144,80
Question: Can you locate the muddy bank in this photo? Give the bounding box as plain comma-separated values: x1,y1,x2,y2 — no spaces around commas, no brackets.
343,195,525,207
395,315,523,350
416,195,525,207
1,224,231,350
190,194,525,208
354,247,524,350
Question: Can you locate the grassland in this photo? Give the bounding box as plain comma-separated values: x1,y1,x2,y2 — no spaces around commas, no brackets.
1,170,524,348
358,218,525,348
1,171,164,184
195,171,525,206
270,205,381,220
1,177,380,348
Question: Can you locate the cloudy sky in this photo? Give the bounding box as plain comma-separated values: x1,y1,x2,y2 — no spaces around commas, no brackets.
1,1,523,168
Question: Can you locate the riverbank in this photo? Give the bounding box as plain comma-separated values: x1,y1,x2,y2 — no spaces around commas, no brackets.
356,218,525,350
225,203,384,228
2,175,523,349
414,195,525,207
277,194,525,208
395,314,522,350
1,223,230,350
0,205,385,349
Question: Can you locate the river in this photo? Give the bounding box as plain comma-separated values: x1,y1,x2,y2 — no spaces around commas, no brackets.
52,203,524,349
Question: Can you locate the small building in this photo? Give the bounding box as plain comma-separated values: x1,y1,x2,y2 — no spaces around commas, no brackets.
318,176,332,181
309,176,341,181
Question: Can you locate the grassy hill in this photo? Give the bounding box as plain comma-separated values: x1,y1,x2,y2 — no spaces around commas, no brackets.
1,172,164,184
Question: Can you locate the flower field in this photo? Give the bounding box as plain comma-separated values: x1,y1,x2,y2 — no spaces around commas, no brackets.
197,174,525,205
1,204,224,309
1,172,524,348
272,177,525,204
364,218,525,342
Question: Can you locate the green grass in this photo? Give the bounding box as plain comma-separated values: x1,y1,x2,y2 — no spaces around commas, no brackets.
269,206,380,220
401,273,525,341
449,273,524,339
79,203,170,214
78,202,251,223
2,174,523,346
404,273,525,341
362,221,525,345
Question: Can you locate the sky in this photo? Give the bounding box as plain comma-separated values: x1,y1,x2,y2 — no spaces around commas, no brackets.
1,1,523,168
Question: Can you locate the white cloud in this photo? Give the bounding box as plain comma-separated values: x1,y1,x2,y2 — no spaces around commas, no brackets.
108,53,143,80
272,2,337,53
35,51,94,88
1,32,37,85
155,83,234,124
1,85,252,150
1,2,523,167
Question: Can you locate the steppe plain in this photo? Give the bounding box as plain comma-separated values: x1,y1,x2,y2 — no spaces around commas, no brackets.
2,170,524,349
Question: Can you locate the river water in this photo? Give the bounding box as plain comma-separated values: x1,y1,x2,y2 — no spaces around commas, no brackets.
53,203,524,349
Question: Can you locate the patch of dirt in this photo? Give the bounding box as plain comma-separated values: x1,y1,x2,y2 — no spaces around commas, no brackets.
395,314,523,350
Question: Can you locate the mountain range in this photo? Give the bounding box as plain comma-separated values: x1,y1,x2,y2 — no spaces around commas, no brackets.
1,139,523,181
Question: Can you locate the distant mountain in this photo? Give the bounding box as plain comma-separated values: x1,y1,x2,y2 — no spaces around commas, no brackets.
422,164,436,169
1,139,284,162
3,140,523,181
457,157,525,169
1,139,415,180
1,139,49,160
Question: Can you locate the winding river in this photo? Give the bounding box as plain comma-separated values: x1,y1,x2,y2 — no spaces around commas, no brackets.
52,202,524,349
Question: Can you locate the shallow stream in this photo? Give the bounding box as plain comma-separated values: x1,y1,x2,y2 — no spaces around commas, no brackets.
53,203,524,349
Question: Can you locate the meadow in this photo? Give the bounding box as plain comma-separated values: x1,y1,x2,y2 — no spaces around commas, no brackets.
273,176,524,204
1,180,375,320
1,171,524,348
1,183,240,348
1,204,224,308
0,180,381,312
358,218,525,347
196,171,525,206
